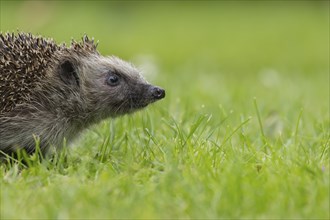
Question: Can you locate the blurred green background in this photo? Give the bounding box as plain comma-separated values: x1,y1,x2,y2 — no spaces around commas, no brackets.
1,1,328,72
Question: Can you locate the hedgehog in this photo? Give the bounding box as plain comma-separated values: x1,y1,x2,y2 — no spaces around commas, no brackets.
0,32,165,156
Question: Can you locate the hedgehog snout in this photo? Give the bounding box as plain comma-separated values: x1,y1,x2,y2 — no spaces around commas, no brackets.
150,86,165,100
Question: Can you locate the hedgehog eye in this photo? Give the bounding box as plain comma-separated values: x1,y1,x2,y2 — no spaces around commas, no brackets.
107,73,120,86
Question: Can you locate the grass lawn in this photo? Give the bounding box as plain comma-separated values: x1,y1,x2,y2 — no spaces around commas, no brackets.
0,1,329,219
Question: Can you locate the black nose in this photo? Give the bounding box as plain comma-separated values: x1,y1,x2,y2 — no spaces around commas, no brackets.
151,86,165,99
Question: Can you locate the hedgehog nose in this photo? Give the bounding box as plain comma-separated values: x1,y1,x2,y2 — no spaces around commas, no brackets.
151,86,165,99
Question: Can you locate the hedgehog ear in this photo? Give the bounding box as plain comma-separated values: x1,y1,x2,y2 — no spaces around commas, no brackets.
59,60,80,87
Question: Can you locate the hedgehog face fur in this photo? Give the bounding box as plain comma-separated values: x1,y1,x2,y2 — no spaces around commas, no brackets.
77,55,164,117
0,33,165,155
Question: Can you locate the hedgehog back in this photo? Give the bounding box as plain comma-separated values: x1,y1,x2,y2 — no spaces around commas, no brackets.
0,33,63,114
0,33,98,114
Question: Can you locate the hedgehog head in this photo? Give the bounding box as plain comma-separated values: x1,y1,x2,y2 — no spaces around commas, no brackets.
56,53,165,119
